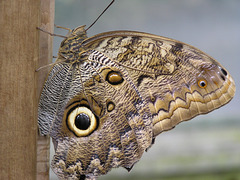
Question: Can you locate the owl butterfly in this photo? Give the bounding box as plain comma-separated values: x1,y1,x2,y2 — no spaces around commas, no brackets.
38,21,235,180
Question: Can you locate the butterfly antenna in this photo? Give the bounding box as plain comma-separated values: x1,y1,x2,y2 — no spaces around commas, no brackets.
85,0,115,31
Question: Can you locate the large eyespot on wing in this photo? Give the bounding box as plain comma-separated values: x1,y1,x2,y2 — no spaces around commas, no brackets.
66,106,98,137
50,63,154,179
151,63,235,137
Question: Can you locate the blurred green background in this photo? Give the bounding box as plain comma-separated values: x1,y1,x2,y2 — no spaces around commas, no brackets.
50,0,240,179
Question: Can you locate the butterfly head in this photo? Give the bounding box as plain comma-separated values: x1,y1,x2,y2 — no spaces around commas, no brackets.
57,25,88,59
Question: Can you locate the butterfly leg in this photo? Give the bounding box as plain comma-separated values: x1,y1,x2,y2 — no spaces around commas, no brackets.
54,24,72,33
37,26,67,38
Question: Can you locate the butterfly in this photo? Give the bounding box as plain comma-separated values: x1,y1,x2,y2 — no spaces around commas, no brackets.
38,23,235,180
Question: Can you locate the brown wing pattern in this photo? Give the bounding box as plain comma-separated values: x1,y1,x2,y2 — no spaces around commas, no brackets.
82,30,235,136
38,27,235,180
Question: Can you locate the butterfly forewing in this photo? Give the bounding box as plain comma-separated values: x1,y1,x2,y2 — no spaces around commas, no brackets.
81,30,235,136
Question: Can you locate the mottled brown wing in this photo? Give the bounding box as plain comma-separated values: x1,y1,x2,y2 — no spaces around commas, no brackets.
38,56,153,179
81,30,235,137
38,28,235,180
38,27,155,179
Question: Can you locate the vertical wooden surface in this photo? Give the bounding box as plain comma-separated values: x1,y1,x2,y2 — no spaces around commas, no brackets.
0,0,39,179
0,0,54,179
37,0,55,179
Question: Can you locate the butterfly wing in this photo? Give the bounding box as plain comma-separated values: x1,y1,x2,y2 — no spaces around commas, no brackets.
38,29,235,179
38,34,153,179
81,30,235,137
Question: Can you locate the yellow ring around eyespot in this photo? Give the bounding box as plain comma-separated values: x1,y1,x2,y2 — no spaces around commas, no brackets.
197,79,208,88
67,106,97,137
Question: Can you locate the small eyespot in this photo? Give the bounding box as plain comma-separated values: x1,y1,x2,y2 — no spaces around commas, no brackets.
220,75,226,81
150,96,156,102
107,101,115,112
106,71,123,85
220,68,228,76
67,106,98,137
197,79,207,88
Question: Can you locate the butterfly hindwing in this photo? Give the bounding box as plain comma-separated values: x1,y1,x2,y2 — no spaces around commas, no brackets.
39,44,153,179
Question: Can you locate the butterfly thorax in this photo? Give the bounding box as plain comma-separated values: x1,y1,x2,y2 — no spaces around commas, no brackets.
57,25,88,61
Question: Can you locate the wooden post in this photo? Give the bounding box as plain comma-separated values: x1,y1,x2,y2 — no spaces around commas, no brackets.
37,1,55,180
0,0,54,179
36,0,55,179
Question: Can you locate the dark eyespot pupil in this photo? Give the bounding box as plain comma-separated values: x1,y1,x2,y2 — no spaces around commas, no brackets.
200,81,206,87
220,75,226,81
80,175,86,180
75,113,90,130
221,68,228,76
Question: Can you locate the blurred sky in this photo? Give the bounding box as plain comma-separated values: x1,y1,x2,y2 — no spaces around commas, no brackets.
50,0,240,179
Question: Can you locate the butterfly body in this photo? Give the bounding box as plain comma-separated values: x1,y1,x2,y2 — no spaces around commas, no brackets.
38,25,235,179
